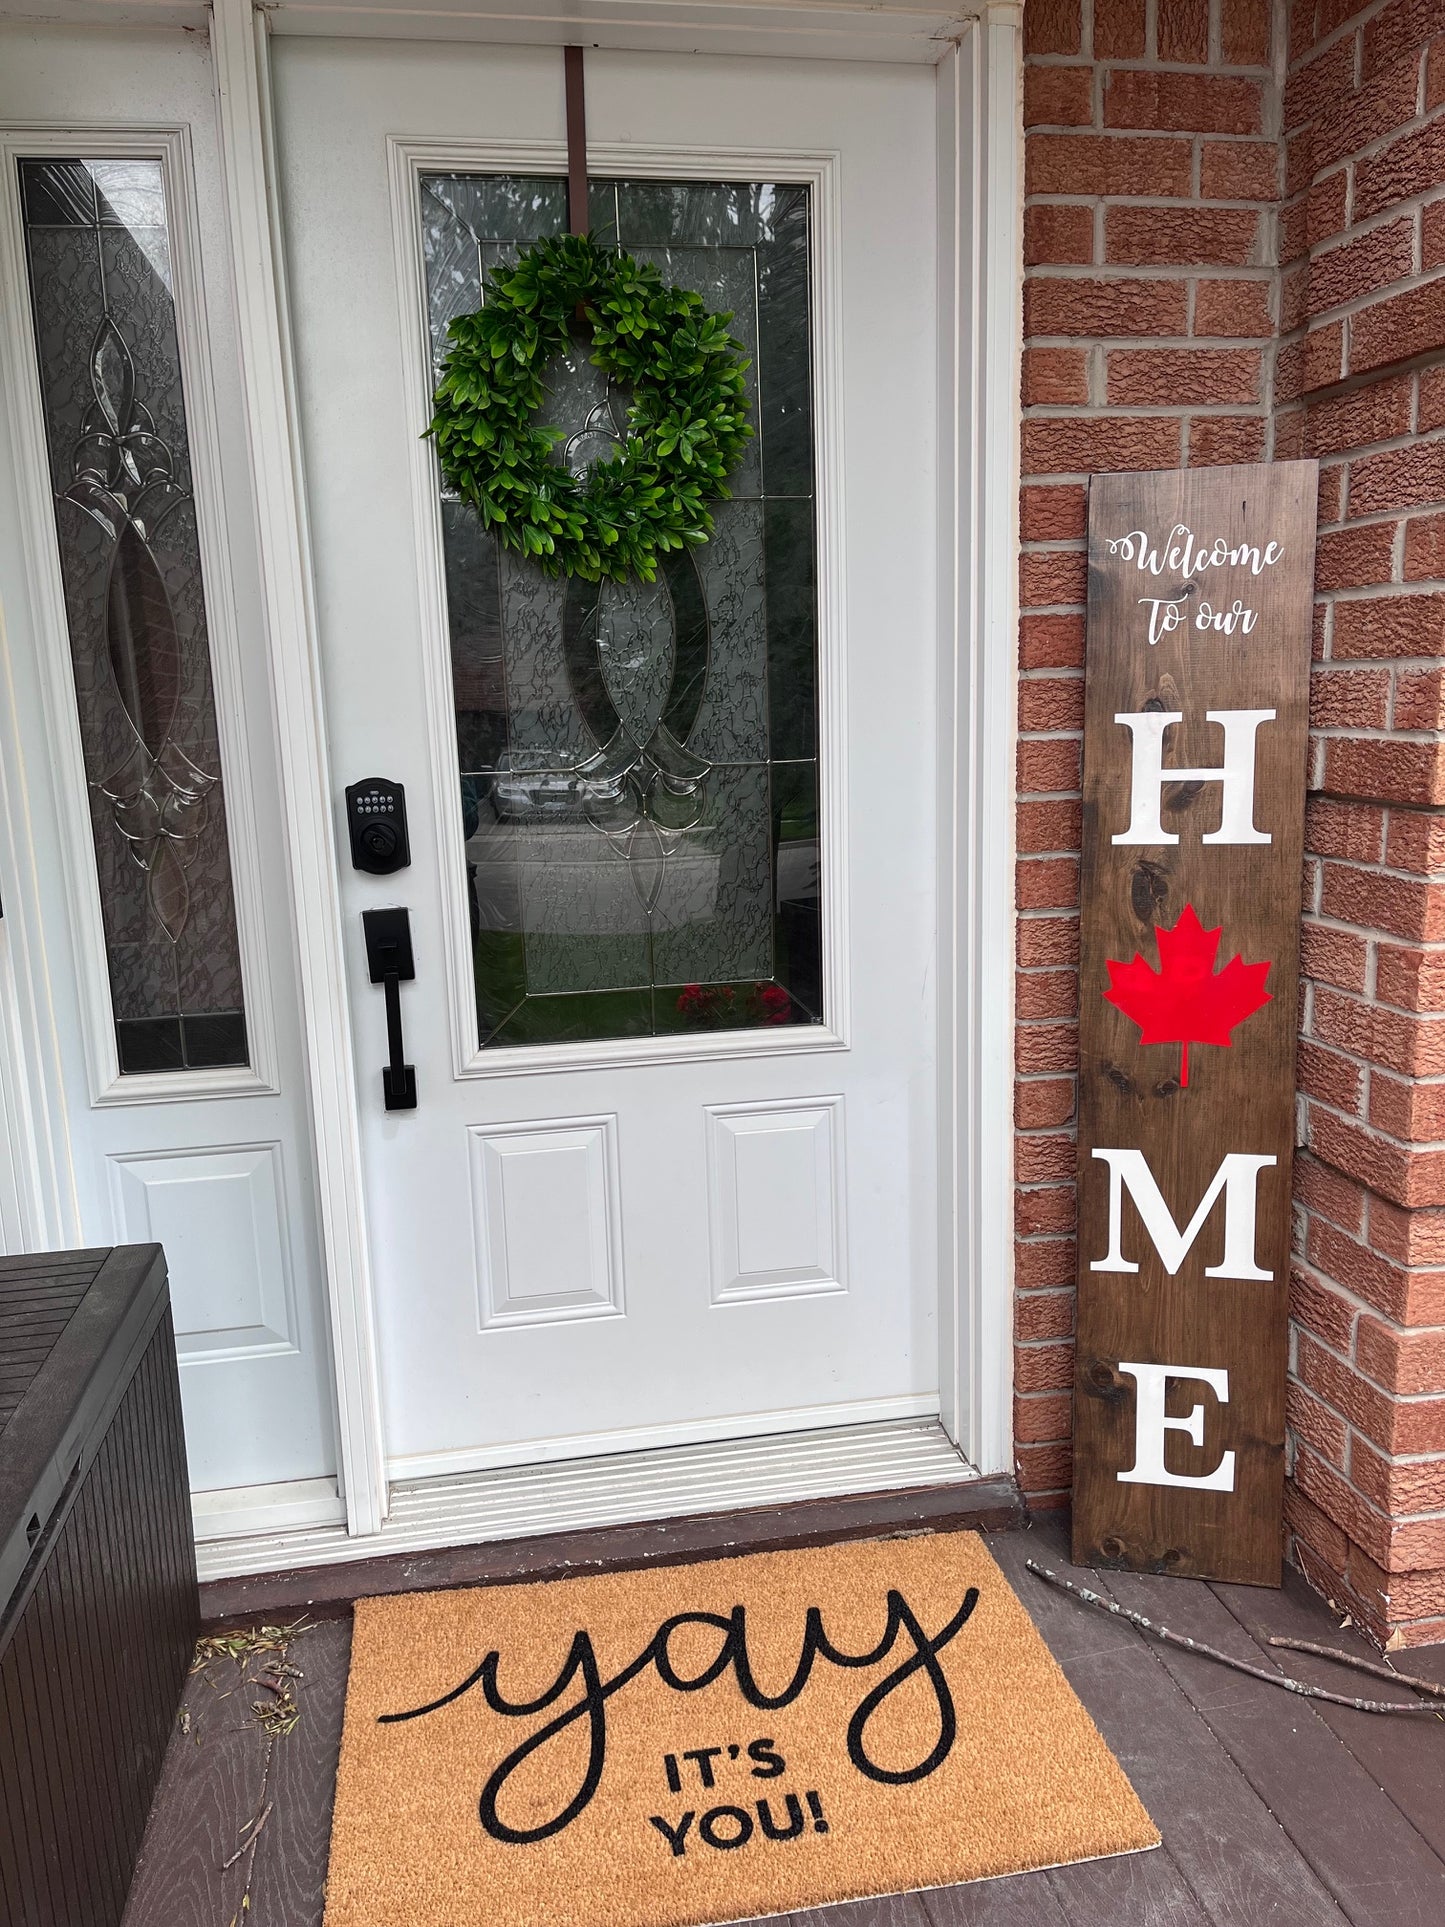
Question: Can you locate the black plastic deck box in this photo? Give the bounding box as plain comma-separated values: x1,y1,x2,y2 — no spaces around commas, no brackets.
0,1244,197,1927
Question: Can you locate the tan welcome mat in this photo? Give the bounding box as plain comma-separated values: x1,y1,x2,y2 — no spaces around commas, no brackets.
323,1533,1158,1927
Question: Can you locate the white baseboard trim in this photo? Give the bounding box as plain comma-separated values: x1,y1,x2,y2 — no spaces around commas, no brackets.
195,1416,979,1582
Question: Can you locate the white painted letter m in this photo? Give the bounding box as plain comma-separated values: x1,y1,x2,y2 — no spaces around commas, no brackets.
1091,1148,1276,1281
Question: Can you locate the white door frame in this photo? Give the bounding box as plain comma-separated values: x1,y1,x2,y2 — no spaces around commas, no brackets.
0,0,1021,1538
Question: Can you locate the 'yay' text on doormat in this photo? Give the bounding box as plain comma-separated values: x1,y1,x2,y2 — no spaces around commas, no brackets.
323,1534,1157,1927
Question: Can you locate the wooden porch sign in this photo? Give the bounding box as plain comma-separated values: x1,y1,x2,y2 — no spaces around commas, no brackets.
1072,461,1317,1587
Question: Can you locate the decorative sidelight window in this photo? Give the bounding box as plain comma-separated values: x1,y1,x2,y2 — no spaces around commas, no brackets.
17,158,248,1075
420,173,822,1050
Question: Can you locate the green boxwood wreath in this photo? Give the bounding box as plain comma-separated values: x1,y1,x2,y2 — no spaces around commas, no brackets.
427,232,754,584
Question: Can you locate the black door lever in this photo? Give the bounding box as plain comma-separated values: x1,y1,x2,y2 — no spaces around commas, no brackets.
362,908,417,1111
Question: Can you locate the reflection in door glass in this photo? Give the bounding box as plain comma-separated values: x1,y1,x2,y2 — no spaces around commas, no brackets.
17,158,248,1074
420,174,822,1048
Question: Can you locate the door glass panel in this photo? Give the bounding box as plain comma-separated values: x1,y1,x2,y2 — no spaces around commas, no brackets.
420,173,822,1049
17,158,248,1074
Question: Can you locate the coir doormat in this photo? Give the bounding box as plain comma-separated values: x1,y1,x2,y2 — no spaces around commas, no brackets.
323,1533,1157,1927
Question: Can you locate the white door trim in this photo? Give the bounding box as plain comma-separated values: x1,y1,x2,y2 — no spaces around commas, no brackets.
210,0,388,1534
0,123,284,1108
205,0,1021,1540
937,7,1021,1479
388,135,851,1082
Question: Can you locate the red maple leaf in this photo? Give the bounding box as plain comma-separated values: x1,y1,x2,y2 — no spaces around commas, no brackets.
1104,904,1272,1088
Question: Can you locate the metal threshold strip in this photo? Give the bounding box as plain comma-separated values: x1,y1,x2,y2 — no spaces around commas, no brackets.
195,1417,980,1583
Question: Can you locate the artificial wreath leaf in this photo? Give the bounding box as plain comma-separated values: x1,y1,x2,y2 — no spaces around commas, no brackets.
426,232,753,584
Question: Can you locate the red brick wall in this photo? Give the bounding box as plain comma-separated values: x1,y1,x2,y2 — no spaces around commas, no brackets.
1274,0,1445,1647
1016,0,1445,1644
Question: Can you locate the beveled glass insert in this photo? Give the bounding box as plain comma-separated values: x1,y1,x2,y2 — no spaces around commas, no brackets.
422,173,821,1049
19,158,247,1073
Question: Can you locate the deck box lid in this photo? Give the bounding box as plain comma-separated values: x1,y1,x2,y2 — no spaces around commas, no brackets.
0,1245,170,1626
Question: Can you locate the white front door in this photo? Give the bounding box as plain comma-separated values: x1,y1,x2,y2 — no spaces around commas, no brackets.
0,21,340,1513
287,39,943,1478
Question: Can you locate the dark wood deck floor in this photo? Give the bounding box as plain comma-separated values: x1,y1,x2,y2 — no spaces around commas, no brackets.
121,1515,1445,1927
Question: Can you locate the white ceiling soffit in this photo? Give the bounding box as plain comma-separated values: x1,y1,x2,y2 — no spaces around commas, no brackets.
0,0,976,64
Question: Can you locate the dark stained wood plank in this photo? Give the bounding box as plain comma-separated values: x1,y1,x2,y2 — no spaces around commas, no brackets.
1212,1571,1445,1864
1095,1559,1445,1927
924,1870,1071,1924
200,1478,1024,1623
1073,464,1316,1585
244,1617,352,1927
790,1893,934,1926
990,1525,1352,1927
120,1660,266,1927
1044,1843,1210,1927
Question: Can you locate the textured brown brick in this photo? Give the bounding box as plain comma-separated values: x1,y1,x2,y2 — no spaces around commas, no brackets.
1157,0,1209,62
1309,219,1416,317
1022,345,1091,405
1015,1125,1077,1177
1310,1108,1445,1206
1017,855,1081,910
1305,373,1413,459
1315,521,1398,590
1106,346,1261,404
1324,737,1445,807
1093,0,1146,58
1187,414,1269,464
1320,865,1445,943
1015,1440,1073,1498
1221,0,1273,65
1024,274,1189,339
1018,734,1082,793
1015,1075,1076,1130
1353,280,1445,377
1285,36,1356,134
1022,414,1183,474
1358,117,1445,223
1333,594,1445,659
1017,914,1080,967
1358,1319,1445,1397
1306,794,1387,863
1387,809,1445,878
1015,1234,1077,1289
1025,0,1083,55
1304,320,1346,391
1288,1380,1350,1465
1318,463,1345,522
1299,1037,1367,1111
1105,204,1260,266
1019,613,1086,668
1405,511,1445,581
1350,440,1445,516
1310,664,1391,728
1420,365,1445,432
1300,922,1370,992
1372,1193,1445,1264
1307,170,1351,250
1377,943,1445,1013
1370,1069,1445,1143
1309,45,1428,176
1015,1289,1075,1341
1395,665,1445,729
1013,1388,1073,1444
1105,69,1264,134
1025,203,1095,267
1015,1176,1077,1234
1026,133,1196,197
1019,674,1085,731
1200,138,1279,200
1021,483,1088,542
1017,798,1083,853
1363,0,1445,80
1296,1150,1369,1235
1194,278,1275,337
1025,64,1094,128
1425,195,1445,272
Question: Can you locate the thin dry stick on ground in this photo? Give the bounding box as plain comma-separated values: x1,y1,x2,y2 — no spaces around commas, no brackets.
1266,1635,1445,1702
1025,1561,1440,1716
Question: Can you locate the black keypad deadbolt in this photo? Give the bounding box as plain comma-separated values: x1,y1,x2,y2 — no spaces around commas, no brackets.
346,777,411,875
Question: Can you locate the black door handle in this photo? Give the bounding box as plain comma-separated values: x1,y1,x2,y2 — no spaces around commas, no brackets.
362,907,417,1111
